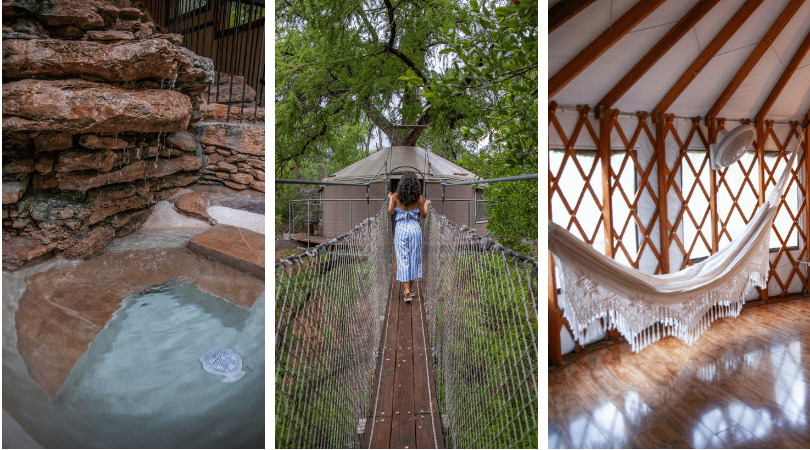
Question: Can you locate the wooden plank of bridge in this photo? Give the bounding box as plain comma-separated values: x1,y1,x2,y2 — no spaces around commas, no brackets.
390,284,416,449
412,280,444,449
363,273,444,449
363,275,398,449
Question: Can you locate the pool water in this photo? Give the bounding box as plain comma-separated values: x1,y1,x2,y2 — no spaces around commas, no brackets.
3,255,264,448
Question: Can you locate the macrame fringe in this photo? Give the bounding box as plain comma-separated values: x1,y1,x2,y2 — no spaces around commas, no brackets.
555,255,769,353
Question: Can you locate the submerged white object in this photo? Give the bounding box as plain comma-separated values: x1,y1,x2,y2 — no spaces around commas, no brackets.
710,125,756,170
200,349,245,382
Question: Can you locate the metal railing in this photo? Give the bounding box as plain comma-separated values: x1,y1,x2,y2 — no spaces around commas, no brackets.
276,206,393,448
422,209,538,448
143,0,265,122
287,198,494,244
275,206,539,448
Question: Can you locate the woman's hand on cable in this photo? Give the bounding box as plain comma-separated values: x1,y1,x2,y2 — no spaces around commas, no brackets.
387,191,396,214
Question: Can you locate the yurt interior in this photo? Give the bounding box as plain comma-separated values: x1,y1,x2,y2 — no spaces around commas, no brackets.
547,0,810,447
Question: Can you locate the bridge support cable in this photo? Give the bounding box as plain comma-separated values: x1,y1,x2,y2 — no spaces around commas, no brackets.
276,204,538,448
276,206,393,448
422,210,539,449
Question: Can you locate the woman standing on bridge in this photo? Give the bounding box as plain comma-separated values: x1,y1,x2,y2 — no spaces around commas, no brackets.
387,171,431,303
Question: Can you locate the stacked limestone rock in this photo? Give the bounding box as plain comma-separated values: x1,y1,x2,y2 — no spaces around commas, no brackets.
195,72,266,190
1,0,215,270
194,122,265,192
201,72,265,123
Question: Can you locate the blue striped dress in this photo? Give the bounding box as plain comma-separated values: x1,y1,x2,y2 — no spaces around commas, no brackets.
394,207,422,282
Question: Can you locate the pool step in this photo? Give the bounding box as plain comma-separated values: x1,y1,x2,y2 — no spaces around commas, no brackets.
187,224,264,279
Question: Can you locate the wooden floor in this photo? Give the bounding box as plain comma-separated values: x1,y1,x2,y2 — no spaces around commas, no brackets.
363,277,445,449
549,298,810,448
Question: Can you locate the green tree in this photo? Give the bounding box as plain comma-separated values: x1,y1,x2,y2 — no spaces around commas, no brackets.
276,0,494,231
401,0,538,255
275,0,537,254
275,0,488,176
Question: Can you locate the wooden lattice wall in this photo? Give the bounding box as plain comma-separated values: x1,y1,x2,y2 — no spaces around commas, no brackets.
548,103,810,366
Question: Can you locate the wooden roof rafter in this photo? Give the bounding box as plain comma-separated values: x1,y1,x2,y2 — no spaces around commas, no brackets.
597,0,723,110
549,0,599,34
757,26,810,122
707,0,806,122
654,0,764,117
549,0,668,99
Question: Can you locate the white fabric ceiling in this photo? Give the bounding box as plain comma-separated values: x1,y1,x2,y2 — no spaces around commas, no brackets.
549,0,810,122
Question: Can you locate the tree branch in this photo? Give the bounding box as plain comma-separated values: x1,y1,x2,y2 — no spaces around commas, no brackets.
405,106,432,146
356,7,378,44
384,44,427,82
461,64,538,91
364,102,394,131
277,101,346,175
383,0,396,48
276,122,327,175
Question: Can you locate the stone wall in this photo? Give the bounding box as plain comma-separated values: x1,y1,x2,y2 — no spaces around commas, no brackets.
194,73,266,192
194,122,265,193
1,0,216,270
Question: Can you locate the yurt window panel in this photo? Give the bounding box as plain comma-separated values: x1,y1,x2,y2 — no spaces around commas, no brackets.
607,149,644,269
763,149,801,250
548,148,606,250
759,124,807,297
610,114,661,273
679,150,714,263
716,150,760,249
760,123,804,252
659,116,713,271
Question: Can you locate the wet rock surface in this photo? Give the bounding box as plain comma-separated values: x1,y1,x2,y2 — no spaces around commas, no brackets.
56,156,202,191
3,79,193,133
4,0,106,31
2,182,26,204
15,246,264,397
202,103,265,122
173,191,215,225
193,122,263,156
188,225,264,279
3,38,214,88
209,195,264,215
1,1,263,271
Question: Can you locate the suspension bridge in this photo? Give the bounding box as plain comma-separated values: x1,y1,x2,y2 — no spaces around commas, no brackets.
275,205,538,449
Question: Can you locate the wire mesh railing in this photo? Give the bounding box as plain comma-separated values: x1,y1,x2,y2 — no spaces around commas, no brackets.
422,209,539,449
275,206,393,448
275,204,538,448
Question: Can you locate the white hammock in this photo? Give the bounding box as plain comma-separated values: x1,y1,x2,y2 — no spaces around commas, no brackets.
549,136,803,352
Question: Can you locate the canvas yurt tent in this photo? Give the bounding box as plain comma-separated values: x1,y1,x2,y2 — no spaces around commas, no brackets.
319,146,480,239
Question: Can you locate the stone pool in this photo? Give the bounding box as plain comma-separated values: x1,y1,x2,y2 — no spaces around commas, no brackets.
2,193,265,448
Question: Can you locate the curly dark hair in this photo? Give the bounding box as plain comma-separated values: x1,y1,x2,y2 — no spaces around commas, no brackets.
396,171,421,207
